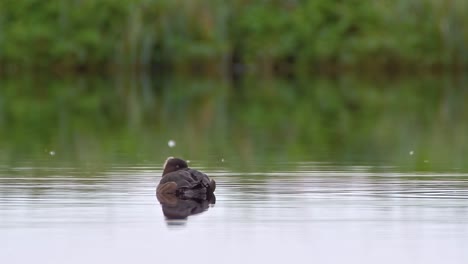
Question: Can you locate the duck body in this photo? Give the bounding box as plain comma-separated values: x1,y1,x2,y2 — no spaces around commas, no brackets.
157,157,216,199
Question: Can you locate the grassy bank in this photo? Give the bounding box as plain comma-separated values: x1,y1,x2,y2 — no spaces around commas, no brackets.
1,1,467,73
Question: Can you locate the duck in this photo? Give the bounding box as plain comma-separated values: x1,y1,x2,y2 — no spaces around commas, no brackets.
157,157,216,199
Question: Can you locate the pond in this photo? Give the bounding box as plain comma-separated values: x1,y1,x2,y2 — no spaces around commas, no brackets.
1,74,468,263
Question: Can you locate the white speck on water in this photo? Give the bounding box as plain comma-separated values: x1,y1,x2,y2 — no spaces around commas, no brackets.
168,140,176,148
49,151,55,156
221,158,225,162
409,151,414,155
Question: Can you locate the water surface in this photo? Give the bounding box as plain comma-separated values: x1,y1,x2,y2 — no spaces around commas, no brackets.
1,159,468,264
1,74,468,263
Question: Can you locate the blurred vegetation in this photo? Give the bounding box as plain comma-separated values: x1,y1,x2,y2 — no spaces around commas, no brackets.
0,74,467,172
0,0,467,73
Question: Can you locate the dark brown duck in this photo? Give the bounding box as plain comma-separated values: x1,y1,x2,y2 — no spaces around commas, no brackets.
157,157,216,198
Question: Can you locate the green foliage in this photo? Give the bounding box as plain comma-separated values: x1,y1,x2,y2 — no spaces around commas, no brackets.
0,0,467,71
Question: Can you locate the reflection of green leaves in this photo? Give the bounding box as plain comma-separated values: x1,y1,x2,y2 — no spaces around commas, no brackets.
0,74,467,172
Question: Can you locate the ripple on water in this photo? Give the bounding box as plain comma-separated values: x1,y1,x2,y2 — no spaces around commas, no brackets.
1,164,468,264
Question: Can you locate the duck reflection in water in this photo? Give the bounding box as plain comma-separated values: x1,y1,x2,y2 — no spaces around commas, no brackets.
157,192,216,223
156,157,216,223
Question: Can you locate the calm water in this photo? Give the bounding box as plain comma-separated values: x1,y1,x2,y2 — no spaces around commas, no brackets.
1,159,468,264
1,74,468,263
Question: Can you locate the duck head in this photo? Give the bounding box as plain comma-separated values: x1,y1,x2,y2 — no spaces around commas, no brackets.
163,157,188,176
